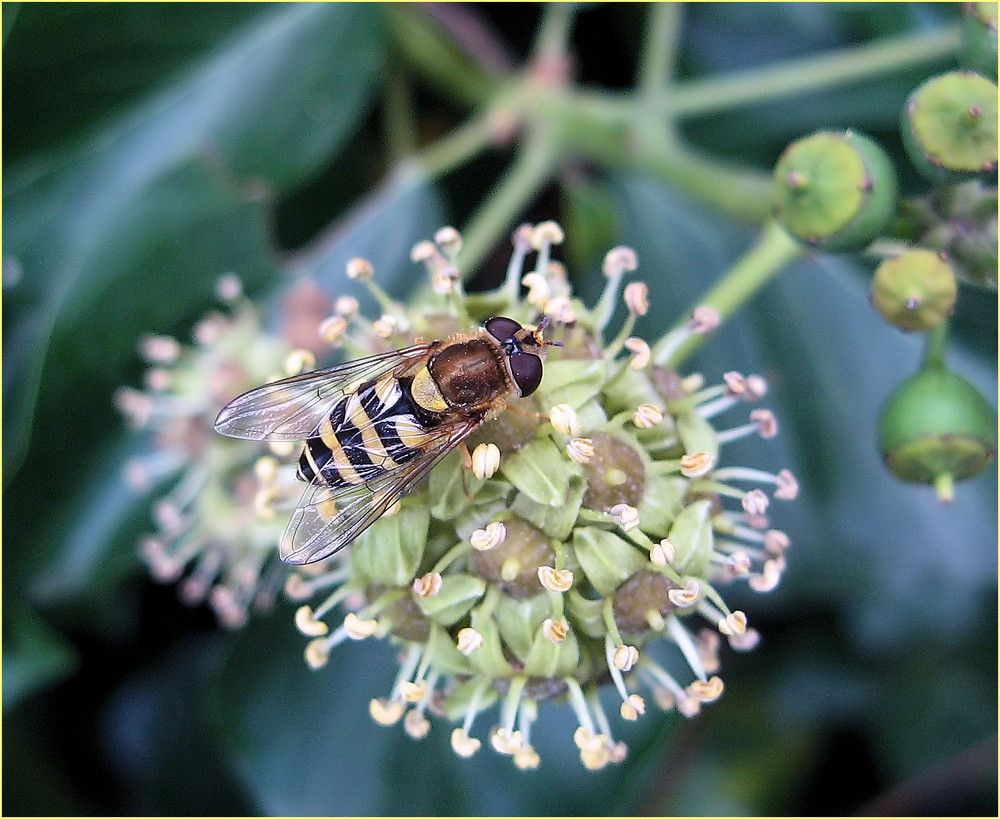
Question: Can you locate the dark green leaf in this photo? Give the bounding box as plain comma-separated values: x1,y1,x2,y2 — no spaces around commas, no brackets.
2,606,79,711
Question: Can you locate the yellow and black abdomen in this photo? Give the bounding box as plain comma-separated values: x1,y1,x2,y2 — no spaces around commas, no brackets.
296,374,435,488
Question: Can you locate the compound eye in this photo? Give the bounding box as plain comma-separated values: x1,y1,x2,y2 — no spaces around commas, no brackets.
485,316,522,343
509,352,543,397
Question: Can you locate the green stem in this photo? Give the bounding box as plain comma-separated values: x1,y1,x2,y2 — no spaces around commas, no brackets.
629,136,775,223
638,3,684,97
530,2,576,61
384,68,419,162
456,128,559,276
660,220,803,369
922,320,949,369
386,4,502,108
657,25,961,118
416,113,496,179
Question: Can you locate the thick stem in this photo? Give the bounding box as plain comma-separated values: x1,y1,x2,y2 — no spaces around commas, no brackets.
922,320,949,370
386,4,502,108
416,113,496,179
384,69,419,162
456,128,559,276
655,25,961,118
638,3,684,97
659,220,803,368
530,2,576,62
629,137,775,223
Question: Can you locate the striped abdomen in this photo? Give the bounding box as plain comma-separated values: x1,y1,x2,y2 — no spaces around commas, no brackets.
296,374,435,488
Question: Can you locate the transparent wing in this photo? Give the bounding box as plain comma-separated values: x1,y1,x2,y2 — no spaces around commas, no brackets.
279,417,479,564
214,343,433,441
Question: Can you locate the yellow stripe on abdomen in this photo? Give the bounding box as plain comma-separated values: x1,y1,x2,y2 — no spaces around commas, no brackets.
344,390,400,471
319,415,365,485
393,415,435,450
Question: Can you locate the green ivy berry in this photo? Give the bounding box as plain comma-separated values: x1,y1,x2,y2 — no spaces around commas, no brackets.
878,366,997,502
773,130,897,251
902,71,999,182
961,2,998,81
870,249,958,331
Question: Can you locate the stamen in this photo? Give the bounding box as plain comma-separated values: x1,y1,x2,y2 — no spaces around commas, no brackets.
471,443,501,480
550,403,582,436
295,605,329,636
538,566,574,592
504,224,534,299
624,337,651,369
543,618,569,643
370,698,406,725
470,521,506,551
412,572,443,599
456,627,484,655
566,437,594,464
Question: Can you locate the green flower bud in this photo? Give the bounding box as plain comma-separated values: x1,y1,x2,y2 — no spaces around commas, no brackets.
500,436,573,506
415,575,487,626
773,130,898,251
870,249,958,331
961,2,998,81
902,71,999,182
494,592,550,660
376,591,431,642
522,621,581,678
572,528,648,596
352,506,429,586
512,474,587,540
878,366,997,501
425,623,475,675
666,499,715,575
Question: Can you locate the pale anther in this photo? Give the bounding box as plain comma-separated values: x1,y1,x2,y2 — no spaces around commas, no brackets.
550,403,582,436
624,281,649,316
613,644,639,672
680,451,716,478
412,572,442,598
471,443,501,479
346,257,374,279
566,437,594,464
295,605,329,636
538,566,574,592
344,612,379,639
456,627,484,655
602,246,638,277
470,521,506,551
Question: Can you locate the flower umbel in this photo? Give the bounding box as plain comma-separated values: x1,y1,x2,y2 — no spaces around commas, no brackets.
121,224,796,769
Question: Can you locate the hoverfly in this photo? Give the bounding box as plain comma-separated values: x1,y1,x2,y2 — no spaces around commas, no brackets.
215,316,556,564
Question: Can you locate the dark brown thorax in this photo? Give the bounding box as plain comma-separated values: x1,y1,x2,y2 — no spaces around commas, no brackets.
428,338,509,408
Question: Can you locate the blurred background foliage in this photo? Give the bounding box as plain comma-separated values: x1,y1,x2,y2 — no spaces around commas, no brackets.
3,2,996,815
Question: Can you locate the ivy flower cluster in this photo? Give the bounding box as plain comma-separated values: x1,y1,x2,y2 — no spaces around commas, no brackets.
119,222,796,769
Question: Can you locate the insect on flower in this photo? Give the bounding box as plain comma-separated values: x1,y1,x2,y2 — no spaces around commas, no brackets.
214,317,557,564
